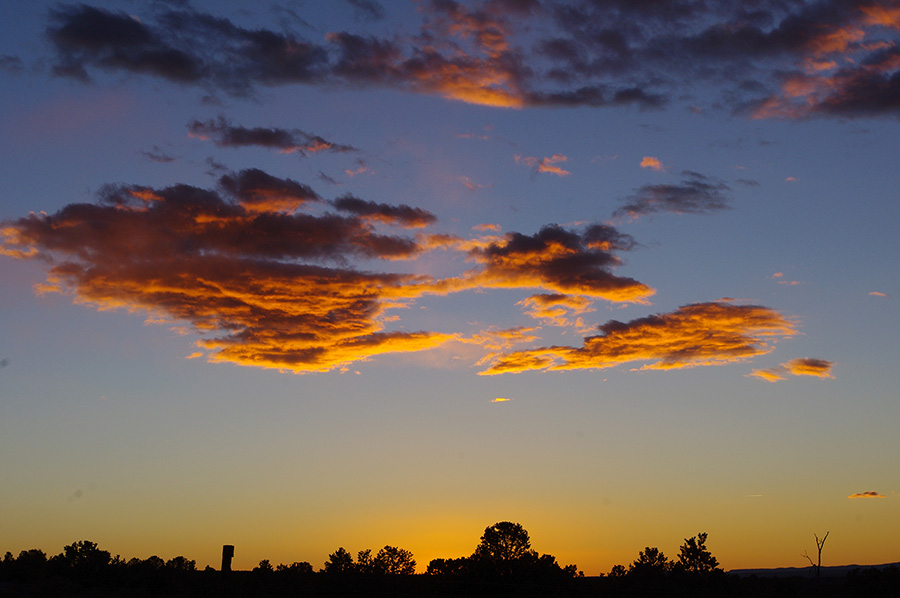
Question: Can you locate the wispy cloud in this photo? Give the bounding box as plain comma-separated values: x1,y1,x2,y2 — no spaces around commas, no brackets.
849,491,885,499
188,117,356,155
515,154,571,176
481,301,796,375
613,171,731,220
749,358,834,381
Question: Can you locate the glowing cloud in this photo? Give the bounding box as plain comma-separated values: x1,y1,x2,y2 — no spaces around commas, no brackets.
748,358,834,382
640,156,664,171
1,167,664,374
491,397,512,403
515,154,571,176
849,491,885,499
869,291,888,297
480,301,796,375
783,358,834,378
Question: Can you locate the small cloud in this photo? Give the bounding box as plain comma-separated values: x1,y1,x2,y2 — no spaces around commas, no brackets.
747,368,787,382
456,132,490,140
784,358,834,378
186,352,204,359
869,291,888,297
515,154,571,176
770,272,801,286
0,358,9,368
640,156,665,171
785,176,798,182
473,223,501,232
345,164,370,177
613,171,730,220
140,146,176,163
491,397,512,403
460,176,493,191
750,358,834,381
849,491,885,499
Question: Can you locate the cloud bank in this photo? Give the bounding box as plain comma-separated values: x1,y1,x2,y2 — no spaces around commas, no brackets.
2,168,671,373
44,1,900,118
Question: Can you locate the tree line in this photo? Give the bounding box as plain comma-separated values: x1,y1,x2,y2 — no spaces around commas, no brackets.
2,522,898,597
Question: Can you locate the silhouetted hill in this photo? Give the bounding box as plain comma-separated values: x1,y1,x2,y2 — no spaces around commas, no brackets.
729,561,900,578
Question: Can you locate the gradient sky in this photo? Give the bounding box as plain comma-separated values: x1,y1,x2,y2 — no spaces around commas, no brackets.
1,0,899,575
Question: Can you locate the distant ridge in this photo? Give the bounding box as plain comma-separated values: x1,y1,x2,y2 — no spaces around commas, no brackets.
729,562,900,578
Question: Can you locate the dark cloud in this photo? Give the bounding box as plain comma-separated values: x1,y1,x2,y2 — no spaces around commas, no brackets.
48,4,329,94
343,0,386,21
187,117,356,155
43,1,900,116
140,146,176,163
0,54,24,74
614,171,731,219
331,195,437,228
466,224,653,302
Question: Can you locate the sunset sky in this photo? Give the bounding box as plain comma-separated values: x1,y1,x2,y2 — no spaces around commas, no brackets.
1,0,899,574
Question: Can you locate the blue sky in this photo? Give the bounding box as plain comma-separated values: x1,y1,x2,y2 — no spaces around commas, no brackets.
1,0,899,573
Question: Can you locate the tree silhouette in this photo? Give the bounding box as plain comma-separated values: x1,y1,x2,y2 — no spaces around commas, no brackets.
473,521,532,563
252,559,274,573
165,555,196,571
356,548,374,574
276,561,313,574
675,532,721,574
374,545,416,575
801,531,829,579
323,547,354,574
628,546,671,576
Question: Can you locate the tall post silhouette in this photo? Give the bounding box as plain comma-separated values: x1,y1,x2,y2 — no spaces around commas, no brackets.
221,545,234,572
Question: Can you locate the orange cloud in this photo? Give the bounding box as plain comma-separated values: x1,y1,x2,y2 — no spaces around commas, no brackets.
748,358,834,382
2,169,665,374
747,368,787,382
491,397,512,403
849,491,885,499
783,358,834,378
640,156,664,171
752,4,900,119
869,291,888,297
515,154,571,176
480,301,796,375
517,293,594,328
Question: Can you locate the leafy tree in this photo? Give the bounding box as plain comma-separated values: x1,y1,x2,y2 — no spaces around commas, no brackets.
473,521,533,563
165,555,196,571
374,545,416,575
276,561,313,574
143,555,165,569
426,557,470,576
323,547,354,574
356,548,374,574
628,546,671,576
609,564,627,577
675,532,721,574
252,559,274,573
51,540,112,578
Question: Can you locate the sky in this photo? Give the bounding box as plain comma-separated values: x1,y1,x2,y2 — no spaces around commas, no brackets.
1,0,899,575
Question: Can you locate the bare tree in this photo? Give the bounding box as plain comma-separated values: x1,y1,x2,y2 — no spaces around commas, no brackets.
801,531,829,578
